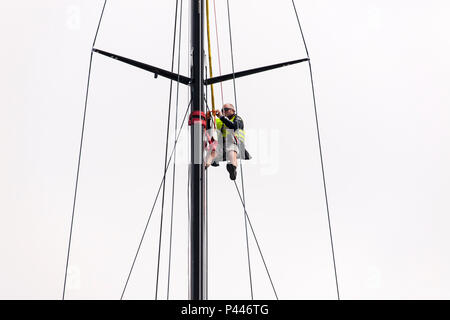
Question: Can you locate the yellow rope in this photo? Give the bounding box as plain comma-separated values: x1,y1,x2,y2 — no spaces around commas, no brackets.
206,0,217,127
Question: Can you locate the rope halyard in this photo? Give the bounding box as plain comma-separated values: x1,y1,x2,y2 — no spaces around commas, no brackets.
206,0,217,128
212,0,224,106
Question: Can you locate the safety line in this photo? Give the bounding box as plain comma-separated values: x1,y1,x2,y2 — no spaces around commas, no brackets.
155,0,181,300
63,0,108,300
167,0,184,300
120,100,191,300
226,0,254,299
291,0,340,300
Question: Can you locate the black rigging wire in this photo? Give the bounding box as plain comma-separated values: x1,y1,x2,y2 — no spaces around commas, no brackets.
120,100,191,300
205,160,209,298
233,181,279,300
167,0,184,300
291,0,340,300
205,68,210,299
186,2,191,295
226,0,254,299
62,0,108,300
187,164,191,288
155,0,181,300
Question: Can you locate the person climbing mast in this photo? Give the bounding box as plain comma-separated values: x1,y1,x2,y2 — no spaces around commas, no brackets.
205,103,250,180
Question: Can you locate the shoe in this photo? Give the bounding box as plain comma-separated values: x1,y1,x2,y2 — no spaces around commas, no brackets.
226,163,237,181
211,161,219,167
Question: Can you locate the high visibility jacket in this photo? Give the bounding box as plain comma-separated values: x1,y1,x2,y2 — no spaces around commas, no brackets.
207,113,251,161
216,115,246,145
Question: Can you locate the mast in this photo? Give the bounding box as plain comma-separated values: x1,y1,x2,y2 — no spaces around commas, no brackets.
189,0,207,300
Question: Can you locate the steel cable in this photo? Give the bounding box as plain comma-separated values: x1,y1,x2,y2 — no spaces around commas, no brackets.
226,0,254,299
167,0,184,300
291,0,340,300
120,101,191,300
63,0,108,300
155,0,181,300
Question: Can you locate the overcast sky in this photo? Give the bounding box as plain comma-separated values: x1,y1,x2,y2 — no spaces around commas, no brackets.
1,0,450,300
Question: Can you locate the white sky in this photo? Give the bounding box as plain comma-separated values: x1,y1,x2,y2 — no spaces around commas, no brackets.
1,0,450,300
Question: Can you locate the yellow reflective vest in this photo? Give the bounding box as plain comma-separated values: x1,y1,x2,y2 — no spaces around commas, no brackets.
216,115,245,144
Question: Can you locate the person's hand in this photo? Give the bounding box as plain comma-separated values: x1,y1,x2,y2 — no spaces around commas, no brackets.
206,111,211,119
216,110,222,117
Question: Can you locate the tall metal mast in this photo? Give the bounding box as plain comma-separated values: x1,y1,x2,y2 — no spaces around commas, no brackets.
189,0,207,300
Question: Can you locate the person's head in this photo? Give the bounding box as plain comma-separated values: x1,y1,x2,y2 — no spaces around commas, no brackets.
222,103,235,117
